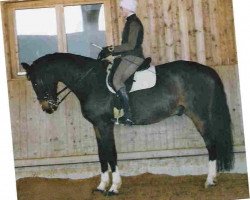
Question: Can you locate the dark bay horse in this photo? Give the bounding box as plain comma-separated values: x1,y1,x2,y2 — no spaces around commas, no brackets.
21,53,234,195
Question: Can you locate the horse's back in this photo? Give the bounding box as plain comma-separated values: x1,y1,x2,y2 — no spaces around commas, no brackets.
152,60,225,116
156,60,223,88
156,60,218,76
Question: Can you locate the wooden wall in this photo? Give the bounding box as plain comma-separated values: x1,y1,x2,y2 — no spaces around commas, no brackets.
4,0,245,171
112,0,237,66
9,65,244,163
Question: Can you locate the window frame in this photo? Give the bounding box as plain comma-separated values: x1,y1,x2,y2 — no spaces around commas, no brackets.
3,0,114,79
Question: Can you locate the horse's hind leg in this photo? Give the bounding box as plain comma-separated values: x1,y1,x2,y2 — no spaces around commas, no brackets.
186,112,217,188
206,145,217,188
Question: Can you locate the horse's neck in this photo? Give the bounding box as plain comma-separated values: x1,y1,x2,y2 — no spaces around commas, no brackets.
55,61,106,98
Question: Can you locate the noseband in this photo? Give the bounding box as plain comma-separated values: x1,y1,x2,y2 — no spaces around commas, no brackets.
35,78,58,110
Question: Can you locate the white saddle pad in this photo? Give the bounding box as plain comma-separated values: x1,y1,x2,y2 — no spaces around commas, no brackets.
107,65,156,93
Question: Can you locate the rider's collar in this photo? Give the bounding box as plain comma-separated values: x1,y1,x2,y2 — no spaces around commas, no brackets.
126,13,136,21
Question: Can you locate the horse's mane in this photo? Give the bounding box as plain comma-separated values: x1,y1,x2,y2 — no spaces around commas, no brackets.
31,53,100,69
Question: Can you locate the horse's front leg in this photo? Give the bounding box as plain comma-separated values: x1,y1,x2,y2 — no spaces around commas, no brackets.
94,124,122,195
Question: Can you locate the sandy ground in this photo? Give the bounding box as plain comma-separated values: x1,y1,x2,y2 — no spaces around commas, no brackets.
17,173,249,200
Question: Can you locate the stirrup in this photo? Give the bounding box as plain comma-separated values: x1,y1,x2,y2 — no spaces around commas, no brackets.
118,116,134,126
111,116,134,126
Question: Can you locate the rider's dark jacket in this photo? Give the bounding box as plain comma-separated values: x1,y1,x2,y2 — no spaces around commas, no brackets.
113,14,144,58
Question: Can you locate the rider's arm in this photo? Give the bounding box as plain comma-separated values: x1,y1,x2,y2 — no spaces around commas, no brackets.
113,21,140,54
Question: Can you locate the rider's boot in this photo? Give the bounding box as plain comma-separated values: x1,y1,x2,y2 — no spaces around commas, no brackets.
114,87,134,126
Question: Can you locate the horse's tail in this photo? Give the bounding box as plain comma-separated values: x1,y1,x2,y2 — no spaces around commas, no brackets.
210,74,234,171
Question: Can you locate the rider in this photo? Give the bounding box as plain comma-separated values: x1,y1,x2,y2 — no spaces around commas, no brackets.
103,0,144,126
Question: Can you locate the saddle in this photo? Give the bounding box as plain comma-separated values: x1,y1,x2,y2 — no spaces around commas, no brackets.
106,57,156,94
102,56,157,124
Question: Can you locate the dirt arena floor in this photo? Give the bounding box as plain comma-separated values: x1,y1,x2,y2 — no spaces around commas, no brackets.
17,173,249,200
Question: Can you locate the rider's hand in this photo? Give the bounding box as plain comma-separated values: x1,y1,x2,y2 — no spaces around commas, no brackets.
103,45,114,53
107,45,114,52
98,46,114,60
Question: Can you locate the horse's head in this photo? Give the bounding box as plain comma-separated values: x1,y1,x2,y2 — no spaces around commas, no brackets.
22,62,58,114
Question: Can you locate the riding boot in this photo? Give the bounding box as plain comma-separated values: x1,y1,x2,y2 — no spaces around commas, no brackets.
116,87,134,126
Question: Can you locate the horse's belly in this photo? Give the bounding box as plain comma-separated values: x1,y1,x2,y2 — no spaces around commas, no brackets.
132,105,174,125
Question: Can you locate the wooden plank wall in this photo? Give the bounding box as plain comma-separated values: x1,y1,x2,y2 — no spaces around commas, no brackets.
8,65,244,162
113,0,237,66
6,0,243,164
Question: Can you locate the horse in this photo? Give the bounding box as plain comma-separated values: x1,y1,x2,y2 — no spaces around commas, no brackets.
21,52,234,195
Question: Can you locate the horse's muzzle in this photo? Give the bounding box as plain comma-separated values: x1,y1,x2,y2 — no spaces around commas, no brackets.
39,100,58,114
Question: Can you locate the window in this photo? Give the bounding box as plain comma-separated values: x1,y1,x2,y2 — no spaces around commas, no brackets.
4,0,113,78
15,8,58,66
64,4,106,58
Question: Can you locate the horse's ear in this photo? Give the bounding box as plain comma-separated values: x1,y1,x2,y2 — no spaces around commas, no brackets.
21,62,30,72
21,63,31,80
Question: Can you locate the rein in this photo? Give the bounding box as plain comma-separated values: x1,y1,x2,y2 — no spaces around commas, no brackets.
56,89,72,106
56,54,153,105
56,86,71,106
56,65,97,105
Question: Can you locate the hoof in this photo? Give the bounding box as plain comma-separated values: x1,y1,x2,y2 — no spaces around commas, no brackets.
92,188,105,194
205,181,217,189
104,191,119,196
213,177,218,183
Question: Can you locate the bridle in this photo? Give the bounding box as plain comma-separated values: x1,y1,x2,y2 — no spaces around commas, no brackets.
35,78,59,111
56,87,72,106
54,64,97,106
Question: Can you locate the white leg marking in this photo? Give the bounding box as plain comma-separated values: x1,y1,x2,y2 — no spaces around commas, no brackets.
97,171,110,191
109,166,122,194
205,160,217,188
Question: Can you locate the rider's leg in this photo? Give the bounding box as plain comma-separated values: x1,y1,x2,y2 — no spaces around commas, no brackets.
113,55,144,91
113,56,143,125
116,87,133,125
113,61,127,91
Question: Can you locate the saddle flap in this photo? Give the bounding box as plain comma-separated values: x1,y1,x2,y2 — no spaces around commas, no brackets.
106,64,156,94
130,65,156,92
